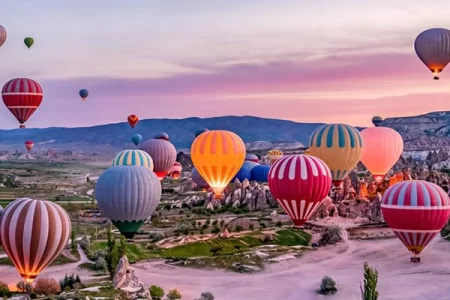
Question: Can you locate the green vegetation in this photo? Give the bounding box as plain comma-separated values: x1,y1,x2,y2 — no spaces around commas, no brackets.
317,276,337,295
360,262,379,300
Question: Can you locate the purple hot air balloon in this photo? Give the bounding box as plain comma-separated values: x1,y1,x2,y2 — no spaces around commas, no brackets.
139,135,176,181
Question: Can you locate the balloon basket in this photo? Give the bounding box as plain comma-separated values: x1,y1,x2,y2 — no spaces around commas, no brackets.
410,257,421,263
433,76,439,80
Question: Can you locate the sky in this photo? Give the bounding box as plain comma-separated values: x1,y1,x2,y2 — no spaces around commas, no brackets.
1,0,450,129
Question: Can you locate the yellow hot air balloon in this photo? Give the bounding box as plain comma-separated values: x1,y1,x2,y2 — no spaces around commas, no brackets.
268,149,283,163
191,130,246,198
309,124,363,187
360,127,404,182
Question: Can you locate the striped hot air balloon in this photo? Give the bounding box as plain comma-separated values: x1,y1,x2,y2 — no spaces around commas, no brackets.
0,25,7,48
245,153,259,163
268,149,283,163
168,162,182,179
191,130,246,197
372,116,383,127
95,166,162,238
2,78,43,128
0,198,71,283
139,135,177,180
381,181,450,260
268,155,332,227
309,123,363,187
414,28,450,80
112,149,154,170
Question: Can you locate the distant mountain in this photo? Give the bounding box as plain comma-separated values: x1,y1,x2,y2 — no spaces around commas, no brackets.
0,116,324,152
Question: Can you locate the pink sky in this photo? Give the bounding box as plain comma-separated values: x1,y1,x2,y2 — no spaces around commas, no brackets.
1,1,450,129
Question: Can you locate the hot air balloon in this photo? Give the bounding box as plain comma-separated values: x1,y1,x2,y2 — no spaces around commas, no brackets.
155,132,169,141
309,124,363,187
112,149,154,170
381,181,450,262
0,198,71,283
414,28,450,80
2,78,43,128
139,135,177,180
0,25,6,48
191,130,246,198
195,128,209,138
372,116,383,127
95,166,162,238
304,148,311,155
268,149,283,163
251,165,270,183
231,166,251,183
24,141,34,151
243,161,259,170
24,37,34,49
168,162,182,179
128,114,139,128
131,133,142,146
268,155,332,227
245,153,259,163
191,167,209,189
360,127,403,182
79,89,89,101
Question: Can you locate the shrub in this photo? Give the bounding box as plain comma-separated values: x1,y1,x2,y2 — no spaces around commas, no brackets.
211,226,221,234
191,220,197,228
149,231,166,242
210,247,222,256
34,277,61,296
276,221,283,227
235,225,243,232
167,288,182,300
205,219,211,226
259,222,266,229
317,276,337,295
319,226,342,246
219,220,225,228
30,292,37,299
94,257,107,271
249,223,254,231
149,285,165,300
212,219,218,226
17,281,33,293
0,281,11,298
360,262,379,300
196,292,215,300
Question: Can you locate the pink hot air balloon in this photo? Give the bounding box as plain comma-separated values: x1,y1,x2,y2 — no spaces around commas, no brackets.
169,162,182,179
139,135,176,181
0,25,6,48
268,155,332,227
381,181,450,262
360,127,404,182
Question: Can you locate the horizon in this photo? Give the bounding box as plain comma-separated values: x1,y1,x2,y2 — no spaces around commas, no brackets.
1,1,450,129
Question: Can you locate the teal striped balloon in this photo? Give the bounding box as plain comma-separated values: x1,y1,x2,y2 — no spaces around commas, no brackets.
112,149,154,171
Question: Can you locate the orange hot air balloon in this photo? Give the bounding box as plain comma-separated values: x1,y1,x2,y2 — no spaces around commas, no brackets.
128,114,139,128
360,127,404,182
191,130,246,198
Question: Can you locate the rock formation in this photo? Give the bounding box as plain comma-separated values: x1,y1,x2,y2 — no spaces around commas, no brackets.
113,255,148,299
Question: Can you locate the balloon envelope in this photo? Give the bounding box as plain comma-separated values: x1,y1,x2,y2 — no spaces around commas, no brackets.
309,123,363,187
191,167,209,189
251,165,271,182
195,128,209,138
95,166,162,238
381,181,450,256
415,28,450,79
268,149,283,163
268,155,332,226
360,127,403,181
155,132,169,141
0,25,6,47
231,166,251,183
243,161,259,170
0,198,71,283
112,149,154,171
139,138,177,180
25,141,34,151
372,116,383,127
128,114,139,128
245,153,259,163
169,162,182,179
24,37,34,48
79,89,89,100
131,134,142,146
191,130,246,197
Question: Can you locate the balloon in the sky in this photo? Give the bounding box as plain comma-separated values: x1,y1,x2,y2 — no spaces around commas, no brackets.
372,116,383,127
268,149,283,163
414,28,450,80
112,149,154,171
24,37,34,49
195,128,209,138
309,123,363,187
191,167,209,189
24,140,34,151
79,89,89,101
0,25,6,48
245,153,259,163
231,166,251,183
268,155,332,227
131,133,142,146
243,161,259,170
360,127,403,182
191,130,246,197
0,198,71,283
251,165,271,183
2,78,43,128
95,166,162,238
154,132,169,141
381,181,450,259
139,135,177,180
128,114,139,128
168,162,182,179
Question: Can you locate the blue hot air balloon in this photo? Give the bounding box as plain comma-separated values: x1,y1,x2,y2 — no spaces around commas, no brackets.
191,167,209,189
372,116,383,127
195,128,209,138
251,165,271,183
231,166,251,183
131,134,142,146
243,161,259,170
95,165,162,238
154,132,169,141
112,149,154,170
79,89,89,101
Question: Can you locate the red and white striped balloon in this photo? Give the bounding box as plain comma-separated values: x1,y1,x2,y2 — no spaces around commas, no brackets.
268,154,332,227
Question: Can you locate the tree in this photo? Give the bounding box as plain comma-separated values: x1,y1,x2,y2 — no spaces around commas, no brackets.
149,285,165,300
71,230,77,251
167,289,182,300
34,277,61,296
360,262,379,300
117,235,127,258
210,247,222,256
105,228,119,279
16,281,32,293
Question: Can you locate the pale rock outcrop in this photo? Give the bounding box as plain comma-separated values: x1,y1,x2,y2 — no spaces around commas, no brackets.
113,255,148,298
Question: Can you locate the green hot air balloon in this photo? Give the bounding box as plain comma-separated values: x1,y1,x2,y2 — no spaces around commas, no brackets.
95,165,162,238
24,37,34,49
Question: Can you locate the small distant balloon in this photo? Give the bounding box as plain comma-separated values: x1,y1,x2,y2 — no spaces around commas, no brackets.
24,37,34,49
195,128,209,138
372,116,383,127
79,89,89,101
0,25,7,47
128,114,139,128
25,141,34,151
131,133,142,146
155,132,169,141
